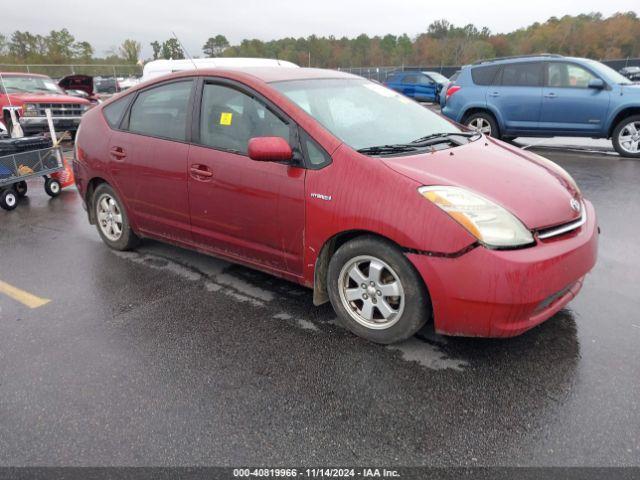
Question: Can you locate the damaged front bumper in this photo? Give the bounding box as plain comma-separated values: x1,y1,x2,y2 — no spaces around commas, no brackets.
408,200,599,338
19,116,82,134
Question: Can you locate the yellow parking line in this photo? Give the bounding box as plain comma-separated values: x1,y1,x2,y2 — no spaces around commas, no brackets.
0,280,50,309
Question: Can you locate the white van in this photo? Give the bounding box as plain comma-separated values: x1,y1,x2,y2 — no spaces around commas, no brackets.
141,58,299,81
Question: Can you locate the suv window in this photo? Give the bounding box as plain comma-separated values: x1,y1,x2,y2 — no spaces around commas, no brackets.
471,65,500,85
199,83,290,154
547,62,597,88
403,75,419,84
103,95,131,129
128,80,193,141
499,62,543,87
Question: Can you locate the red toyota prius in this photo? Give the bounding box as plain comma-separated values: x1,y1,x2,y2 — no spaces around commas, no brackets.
73,67,598,344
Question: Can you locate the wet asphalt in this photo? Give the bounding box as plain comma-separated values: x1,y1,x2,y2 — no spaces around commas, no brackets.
0,147,638,467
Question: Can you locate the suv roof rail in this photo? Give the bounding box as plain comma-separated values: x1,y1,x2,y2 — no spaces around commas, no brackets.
472,53,563,65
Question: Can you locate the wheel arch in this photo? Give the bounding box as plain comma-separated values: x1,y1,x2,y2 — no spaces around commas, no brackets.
312,229,431,310
608,107,640,138
85,177,111,224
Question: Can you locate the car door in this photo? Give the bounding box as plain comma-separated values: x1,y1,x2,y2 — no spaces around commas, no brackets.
400,74,419,98
187,79,306,276
108,79,194,242
485,62,543,133
416,74,437,101
539,61,611,134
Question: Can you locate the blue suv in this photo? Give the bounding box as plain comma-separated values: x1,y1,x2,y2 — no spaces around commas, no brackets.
440,54,640,158
385,70,449,102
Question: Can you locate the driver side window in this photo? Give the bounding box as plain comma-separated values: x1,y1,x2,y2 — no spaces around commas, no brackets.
198,83,290,154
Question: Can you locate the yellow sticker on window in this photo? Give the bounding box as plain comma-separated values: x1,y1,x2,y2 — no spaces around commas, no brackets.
219,112,233,126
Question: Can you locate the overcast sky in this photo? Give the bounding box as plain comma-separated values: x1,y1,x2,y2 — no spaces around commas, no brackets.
4,0,639,57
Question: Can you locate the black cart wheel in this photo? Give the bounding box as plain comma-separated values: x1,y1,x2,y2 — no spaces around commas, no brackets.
0,189,18,211
13,181,28,198
44,178,61,197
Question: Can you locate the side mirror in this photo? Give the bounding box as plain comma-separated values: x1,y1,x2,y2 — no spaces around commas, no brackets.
588,78,605,89
248,136,293,162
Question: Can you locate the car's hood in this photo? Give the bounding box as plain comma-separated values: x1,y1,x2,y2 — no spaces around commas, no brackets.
620,83,640,95
9,91,91,104
58,74,94,96
381,137,582,230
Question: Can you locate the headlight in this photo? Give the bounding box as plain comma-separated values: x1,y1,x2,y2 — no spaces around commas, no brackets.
418,186,534,248
21,103,39,117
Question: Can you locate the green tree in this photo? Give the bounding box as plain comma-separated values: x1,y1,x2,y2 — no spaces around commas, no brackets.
203,34,229,57
119,39,142,63
150,40,161,60
161,38,184,59
46,28,76,61
73,41,93,61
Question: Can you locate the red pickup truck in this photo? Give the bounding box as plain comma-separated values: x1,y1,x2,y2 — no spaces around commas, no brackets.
0,72,91,136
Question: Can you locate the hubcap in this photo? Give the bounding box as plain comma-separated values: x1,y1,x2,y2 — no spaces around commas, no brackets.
338,255,405,330
51,182,60,194
618,121,640,154
96,193,124,242
6,193,16,207
468,117,491,135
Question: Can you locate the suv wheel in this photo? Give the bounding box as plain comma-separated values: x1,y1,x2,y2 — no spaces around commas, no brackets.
93,183,139,250
466,112,499,138
327,236,430,344
612,115,640,158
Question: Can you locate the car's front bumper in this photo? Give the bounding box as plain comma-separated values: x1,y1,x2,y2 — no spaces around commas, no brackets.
19,116,82,134
408,200,599,337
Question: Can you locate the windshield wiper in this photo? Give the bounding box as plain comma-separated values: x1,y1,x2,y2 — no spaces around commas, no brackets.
410,131,479,144
357,144,419,155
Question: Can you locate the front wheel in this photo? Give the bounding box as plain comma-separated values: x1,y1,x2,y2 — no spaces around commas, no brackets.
327,236,430,344
465,112,500,138
44,178,61,197
0,189,18,211
612,115,640,158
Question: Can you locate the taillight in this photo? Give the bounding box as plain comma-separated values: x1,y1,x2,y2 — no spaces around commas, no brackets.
446,85,461,99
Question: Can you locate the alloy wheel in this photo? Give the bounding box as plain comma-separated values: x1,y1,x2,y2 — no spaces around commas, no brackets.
618,121,640,154
468,117,492,135
96,193,124,242
338,255,405,330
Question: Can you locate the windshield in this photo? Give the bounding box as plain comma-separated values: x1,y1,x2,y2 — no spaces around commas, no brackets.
583,59,632,85
273,78,461,151
423,72,448,83
0,75,65,94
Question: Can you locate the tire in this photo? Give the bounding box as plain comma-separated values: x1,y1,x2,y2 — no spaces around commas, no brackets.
13,181,27,198
0,189,18,211
465,111,500,138
93,183,139,251
612,115,640,158
44,178,61,197
327,236,430,344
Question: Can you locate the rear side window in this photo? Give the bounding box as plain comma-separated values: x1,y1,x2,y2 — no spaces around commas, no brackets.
128,80,193,141
471,65,500,85
103,96,130,129
499,62,543,87
403,75,419,84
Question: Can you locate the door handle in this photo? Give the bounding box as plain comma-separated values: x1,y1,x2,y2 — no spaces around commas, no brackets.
488,92,500,97
544,92,558,99
190,165,213,179
109,146,126,160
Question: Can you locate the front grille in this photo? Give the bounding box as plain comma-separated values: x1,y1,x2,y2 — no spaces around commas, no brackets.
537,203,586,240
32,103,84,117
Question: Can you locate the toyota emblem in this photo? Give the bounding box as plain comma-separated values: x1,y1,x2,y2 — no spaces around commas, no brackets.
570,198,581,213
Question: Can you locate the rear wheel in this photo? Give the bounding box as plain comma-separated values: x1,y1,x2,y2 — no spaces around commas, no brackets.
13,181,28,197
0,189,18,211
93,183,139,251
327,236,430,344
612,115,640,158
465,111,500,138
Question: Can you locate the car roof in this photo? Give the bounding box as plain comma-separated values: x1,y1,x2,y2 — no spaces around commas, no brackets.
153,66,360,84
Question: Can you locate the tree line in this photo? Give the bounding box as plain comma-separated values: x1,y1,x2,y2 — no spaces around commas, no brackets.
1,12,639,68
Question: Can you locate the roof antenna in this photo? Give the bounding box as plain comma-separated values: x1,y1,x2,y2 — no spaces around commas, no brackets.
172,31,198,70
